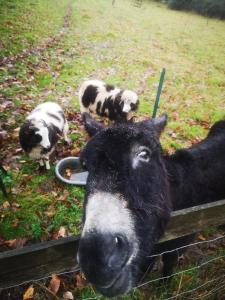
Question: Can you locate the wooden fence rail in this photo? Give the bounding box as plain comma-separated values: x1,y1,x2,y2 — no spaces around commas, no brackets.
1,199,225,290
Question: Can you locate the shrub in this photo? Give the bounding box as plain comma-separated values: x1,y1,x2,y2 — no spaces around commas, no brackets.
167,0,225,19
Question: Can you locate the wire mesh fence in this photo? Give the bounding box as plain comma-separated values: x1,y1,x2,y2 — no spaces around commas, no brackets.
0,232,225,299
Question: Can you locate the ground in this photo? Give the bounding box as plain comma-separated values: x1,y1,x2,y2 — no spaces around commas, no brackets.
0,0,225,299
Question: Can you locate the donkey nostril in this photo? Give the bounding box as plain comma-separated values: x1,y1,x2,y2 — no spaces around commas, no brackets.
114,235,126,249
78,233,130,284
108,234,129,269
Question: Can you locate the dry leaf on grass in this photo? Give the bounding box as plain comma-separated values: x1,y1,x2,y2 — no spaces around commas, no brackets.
63,291,74,299
23,285,34,300
52,226,67,239
58,226,67,238
198,234,206,241
48,274,61,294
65,168,72,178
12,218,19,227
2,201,10,209
5,237,28,248
75,273,87,290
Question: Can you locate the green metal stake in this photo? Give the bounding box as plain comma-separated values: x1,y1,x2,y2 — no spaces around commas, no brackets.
152,68,166,118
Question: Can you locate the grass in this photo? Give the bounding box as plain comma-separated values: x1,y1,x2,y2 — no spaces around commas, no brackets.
0,0,225,298
42,0,225,148
0,0,70,58
0,164,84,240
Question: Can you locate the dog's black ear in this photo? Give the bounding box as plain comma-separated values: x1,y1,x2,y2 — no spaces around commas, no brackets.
29,127,37,135
21,120,36,135
82,113,104,137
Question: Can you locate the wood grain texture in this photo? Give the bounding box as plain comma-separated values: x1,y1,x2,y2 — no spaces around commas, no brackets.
1,199,225,289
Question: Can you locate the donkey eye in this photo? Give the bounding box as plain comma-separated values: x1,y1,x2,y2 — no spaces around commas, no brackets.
137,149,151,162
132,146,151,168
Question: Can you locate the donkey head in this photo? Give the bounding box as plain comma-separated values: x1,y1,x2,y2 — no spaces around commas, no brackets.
78,113,171,297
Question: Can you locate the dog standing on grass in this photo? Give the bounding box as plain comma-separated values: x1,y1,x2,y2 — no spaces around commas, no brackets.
79,80,139,122
19,102,69,170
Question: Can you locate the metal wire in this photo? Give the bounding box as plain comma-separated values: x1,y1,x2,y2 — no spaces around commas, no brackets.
161,274,225,300
1,234,225,299
148,234,225,258
0,267,80,291
134,255,225,288
186,281,225,300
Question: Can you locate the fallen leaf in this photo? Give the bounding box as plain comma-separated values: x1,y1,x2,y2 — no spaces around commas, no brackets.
57,189,69,202
198,234,206,241
48,275,61,294
75,273,87,290
45,206,56,217
2,201,10,209
52,226,68,239
58,226,67,238
63,291,74,300
71,148,81,156
182,274,192,284
65,168,72,178
23,285,34,299
15,148,22,154
12,218,19,227
5,237,28,248
11,202,20,208
0,130,8,141
0,236,5,245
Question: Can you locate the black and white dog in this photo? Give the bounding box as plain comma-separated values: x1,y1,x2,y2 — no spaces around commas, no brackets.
79,80,139,122
19,102,69,169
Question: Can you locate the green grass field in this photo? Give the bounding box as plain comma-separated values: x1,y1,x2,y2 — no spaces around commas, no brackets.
0,0,225,298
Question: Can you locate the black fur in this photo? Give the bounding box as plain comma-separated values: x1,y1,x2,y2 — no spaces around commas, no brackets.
101,92,127,121
105,84,115,92
82,113,104,137
79,115,225,297
47,112,61,122
59,110,66,122
130,99,139,112
85,92,127,124
80,81,139,122
19,120,42,153
165,121,225,210
82,85,98,108
96,101,102,115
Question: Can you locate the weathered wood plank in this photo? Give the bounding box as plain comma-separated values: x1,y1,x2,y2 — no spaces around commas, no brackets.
162,199,225,241
0,236,79,289
0,199,225,289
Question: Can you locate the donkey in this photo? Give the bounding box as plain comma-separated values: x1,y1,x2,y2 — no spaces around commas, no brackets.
78,113,225,297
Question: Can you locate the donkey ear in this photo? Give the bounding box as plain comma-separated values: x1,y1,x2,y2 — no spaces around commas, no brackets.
140,113,167,138
152,113,167,137
82,113,104,137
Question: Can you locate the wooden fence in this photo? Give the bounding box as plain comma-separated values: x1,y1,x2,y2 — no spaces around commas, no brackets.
1,198,225,290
